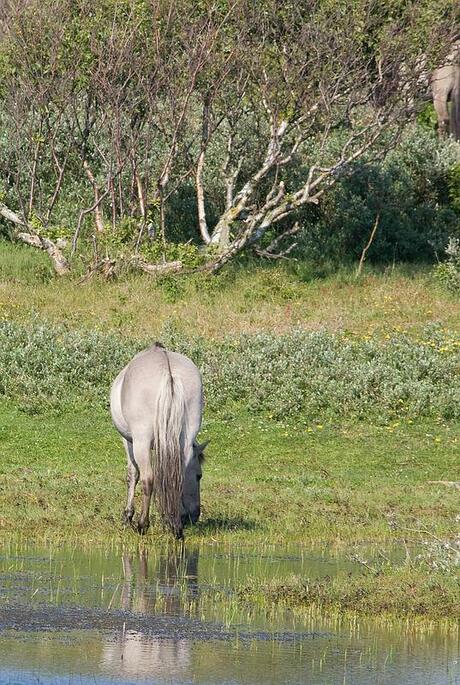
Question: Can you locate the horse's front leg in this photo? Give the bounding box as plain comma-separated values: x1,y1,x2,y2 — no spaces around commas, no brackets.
122,438,139,526
132,436,153,535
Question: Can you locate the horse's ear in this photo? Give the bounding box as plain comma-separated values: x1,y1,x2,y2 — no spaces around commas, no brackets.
194,439,210,462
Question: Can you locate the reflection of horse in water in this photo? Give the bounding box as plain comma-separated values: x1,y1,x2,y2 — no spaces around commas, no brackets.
102,632,191,681
120,546,199,615
101,547,199,680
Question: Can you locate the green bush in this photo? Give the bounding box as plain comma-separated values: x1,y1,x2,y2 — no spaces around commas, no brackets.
140,239,203,269
298,127,460,265
434,237,460,293
93,219,204,270
0,319,458,421
0,320,138,413
199,328,460,421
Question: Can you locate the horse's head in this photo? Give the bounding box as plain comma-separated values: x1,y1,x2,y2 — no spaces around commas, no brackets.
181,440,208,526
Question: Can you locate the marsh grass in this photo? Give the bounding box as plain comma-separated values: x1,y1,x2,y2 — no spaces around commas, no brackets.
235,567,460,621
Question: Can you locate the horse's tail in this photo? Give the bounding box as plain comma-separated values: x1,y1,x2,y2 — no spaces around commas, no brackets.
152,356,185,538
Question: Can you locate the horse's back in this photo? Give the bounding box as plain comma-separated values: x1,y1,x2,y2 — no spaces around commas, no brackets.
111,345,202,440
123,345,202,405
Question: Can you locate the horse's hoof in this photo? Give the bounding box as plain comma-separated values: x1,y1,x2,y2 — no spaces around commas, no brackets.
122,510,134,527
174,527,184,541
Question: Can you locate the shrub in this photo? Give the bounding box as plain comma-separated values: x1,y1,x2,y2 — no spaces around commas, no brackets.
199,328,460,421
434,237,460,293
0,319,458,421
0,320,138,413
298,127,460,265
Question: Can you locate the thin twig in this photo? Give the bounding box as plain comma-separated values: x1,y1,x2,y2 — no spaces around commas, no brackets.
356,212,380,277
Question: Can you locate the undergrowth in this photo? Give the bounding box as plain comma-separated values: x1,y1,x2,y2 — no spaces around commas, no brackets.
0,318,458,421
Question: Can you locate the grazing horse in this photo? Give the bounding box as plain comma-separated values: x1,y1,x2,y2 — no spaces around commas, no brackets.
110,343,207,538
431,47,460,139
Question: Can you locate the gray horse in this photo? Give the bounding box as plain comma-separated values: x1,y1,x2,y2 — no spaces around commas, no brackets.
110,343,207,539
431,47,460,139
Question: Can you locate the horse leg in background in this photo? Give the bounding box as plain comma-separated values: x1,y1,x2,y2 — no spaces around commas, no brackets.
433,92,450,136
432,65,455,138
132,436,154,535
452,73,460,140
122,438,139,526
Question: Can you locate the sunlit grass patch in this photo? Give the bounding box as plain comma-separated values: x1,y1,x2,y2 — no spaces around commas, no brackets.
236,566,460,621
0,401,457,547
0,240,459,339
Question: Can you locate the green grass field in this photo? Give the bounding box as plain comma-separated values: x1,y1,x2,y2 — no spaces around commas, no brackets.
0,240,458,620
0,401,458,545
0,400,458,619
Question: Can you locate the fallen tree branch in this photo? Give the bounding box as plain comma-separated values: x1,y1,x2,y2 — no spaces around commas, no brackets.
0,201,26,226
131,256,183,276
79,257,117,283
80,255,185,280
0,202,70,276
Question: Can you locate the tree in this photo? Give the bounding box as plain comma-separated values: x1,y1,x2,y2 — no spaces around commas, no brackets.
0,0,456,275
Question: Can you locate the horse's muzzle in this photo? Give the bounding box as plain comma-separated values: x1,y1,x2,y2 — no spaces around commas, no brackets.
182,507,200,526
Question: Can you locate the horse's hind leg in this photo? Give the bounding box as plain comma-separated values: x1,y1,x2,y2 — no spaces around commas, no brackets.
432,66,454,137
122,438,139,526
433,93,450,136
132,436,154,535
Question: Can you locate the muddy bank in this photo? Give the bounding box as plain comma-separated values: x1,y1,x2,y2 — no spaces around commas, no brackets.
0,602,327,643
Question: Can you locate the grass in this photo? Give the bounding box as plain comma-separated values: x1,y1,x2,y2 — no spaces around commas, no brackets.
0,400,457,545
0,241,458,620
0,400,458,619
0,240,458,340
235,567,460,621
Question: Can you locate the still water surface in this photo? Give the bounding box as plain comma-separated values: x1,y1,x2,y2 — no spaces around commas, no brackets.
0,543,457,684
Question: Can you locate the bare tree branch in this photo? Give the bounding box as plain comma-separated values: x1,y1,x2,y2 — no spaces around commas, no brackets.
0,202,70,275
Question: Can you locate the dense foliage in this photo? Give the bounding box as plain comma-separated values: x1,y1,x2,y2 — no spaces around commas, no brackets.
1,320,458,421
299,127,460,264
0,0,458,272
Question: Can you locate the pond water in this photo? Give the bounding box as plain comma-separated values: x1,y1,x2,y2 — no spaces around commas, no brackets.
0,542,457,685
